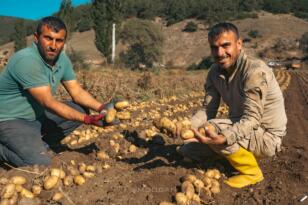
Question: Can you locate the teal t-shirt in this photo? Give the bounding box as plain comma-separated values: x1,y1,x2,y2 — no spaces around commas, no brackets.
0,43,76,121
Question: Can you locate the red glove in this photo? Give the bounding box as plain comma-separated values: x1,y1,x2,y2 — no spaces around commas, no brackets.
84,114,104,127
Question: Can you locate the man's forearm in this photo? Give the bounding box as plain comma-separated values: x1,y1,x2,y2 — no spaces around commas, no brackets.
45,99,85,122
71,89,102,112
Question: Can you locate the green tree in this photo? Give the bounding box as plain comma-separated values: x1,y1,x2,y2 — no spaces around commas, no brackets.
263,0,292,13
57,0,74,38
165,0,189,25
206,0,240,24
120,18,163,69
239,0,262,12
73,4,93,32
183,21,198,32
13,20,27,52
92,0,122,62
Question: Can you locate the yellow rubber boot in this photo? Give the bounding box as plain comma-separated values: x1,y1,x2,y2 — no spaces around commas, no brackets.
224,147,264,188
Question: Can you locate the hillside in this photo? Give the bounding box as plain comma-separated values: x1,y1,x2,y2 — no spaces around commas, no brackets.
0,16,35,45
1,11,308,69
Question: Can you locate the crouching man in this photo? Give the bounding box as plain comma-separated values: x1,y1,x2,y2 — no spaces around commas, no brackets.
0,16,116,167
177,22,287,188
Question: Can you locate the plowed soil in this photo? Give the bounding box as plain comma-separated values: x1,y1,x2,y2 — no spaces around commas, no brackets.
0,70,307,205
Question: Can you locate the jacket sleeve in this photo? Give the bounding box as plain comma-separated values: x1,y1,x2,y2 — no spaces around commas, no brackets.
221,68,268,145
191,70,221,128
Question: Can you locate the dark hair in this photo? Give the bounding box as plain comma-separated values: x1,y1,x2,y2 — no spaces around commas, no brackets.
208,22,239,40
36,16,67,38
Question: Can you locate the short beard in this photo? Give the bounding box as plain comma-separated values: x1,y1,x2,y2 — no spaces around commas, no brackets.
36,42,61,66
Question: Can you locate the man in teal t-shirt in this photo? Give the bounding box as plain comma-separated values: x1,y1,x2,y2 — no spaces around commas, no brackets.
0,16,115,167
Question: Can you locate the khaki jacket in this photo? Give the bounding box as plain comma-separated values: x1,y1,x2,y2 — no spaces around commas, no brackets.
192,51,287,145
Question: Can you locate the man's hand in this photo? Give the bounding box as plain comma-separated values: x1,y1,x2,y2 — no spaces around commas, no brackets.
98,98,127,113
98,102,114,113
184,127,226,145
84,114,105,127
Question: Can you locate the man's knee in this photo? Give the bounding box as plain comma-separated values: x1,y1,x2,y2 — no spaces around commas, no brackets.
17,145,51,166
178,142,215,162
21,151,51,166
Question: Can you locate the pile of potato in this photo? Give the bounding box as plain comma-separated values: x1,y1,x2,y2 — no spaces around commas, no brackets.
159,169,222,205
61,101,131,148
154,116,218,141
0,158,111,205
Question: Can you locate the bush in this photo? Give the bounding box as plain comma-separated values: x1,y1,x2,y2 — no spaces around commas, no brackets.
187,56,215,70
294,11,308,20
248,30,259,38
236,12,258,20
120,18,163,70
183,21,198,32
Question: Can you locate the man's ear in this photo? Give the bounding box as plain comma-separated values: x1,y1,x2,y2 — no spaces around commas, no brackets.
237,38,243,51
34,32,39,43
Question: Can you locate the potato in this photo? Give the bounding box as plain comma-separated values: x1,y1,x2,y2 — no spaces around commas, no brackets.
50,168,66,179
116,111,131,120
115,101,129,110
97,151,110,160
175,192,188,205
74,175,86,186
180,129,194,140
0,177,8,185
113,143,120,153
52,192,63,201
15,184,23,192
210,184,220,194
8,192,18,205
63,175,74,186
202,176,212,187
86,165,96,172
83,171,95,178
31,185,42,195
78,163,87,174
20,188,34,199
160,117,176,134
128,144,137,153
181,181,195,199
193,179,204,190
145,129,157,138
67,166,79,176
61,136,71,144
205,169,215,178
10,176,27,185
43,175,59,190
106,108,117,123
180,119,191,129
212,169,221,180
210,179,220,188
191,194,201,203
181,174,197,183
199,123,216,136
1,183,15,199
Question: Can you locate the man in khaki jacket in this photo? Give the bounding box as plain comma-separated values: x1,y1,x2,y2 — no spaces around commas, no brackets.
178,22,287,188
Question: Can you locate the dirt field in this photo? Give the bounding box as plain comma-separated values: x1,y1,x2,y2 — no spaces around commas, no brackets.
0,68,307,205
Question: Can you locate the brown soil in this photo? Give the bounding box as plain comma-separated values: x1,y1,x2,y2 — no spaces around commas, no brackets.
0,69,307,205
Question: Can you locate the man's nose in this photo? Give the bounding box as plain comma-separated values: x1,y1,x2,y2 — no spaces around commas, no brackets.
217,47,225,57
49,40,56,50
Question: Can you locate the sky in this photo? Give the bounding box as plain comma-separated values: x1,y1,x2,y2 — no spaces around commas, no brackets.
0,0,91,20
